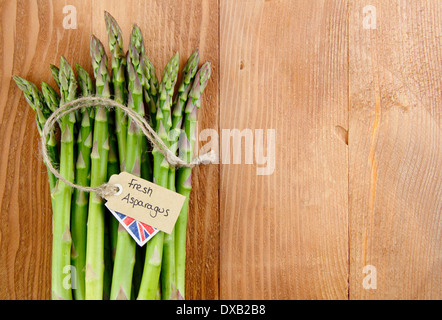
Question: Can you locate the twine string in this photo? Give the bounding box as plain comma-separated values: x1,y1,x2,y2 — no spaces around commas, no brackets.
40,96,215,198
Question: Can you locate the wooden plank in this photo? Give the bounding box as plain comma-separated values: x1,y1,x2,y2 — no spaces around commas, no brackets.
348,0,442,299
219,0,349,299
91,0,220,299
0,0,92,299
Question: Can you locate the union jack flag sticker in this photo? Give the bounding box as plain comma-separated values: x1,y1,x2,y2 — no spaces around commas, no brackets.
106,205,159,246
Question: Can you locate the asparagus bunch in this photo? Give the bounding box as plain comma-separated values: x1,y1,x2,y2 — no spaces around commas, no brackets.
13,12,212,300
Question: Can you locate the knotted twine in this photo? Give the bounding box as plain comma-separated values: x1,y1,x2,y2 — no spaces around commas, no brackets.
40,96,216,198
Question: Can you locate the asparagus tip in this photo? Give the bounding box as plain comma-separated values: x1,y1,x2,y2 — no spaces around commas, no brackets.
12,75,26,90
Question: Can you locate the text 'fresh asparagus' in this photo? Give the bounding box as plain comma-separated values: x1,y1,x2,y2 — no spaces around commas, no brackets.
104,171,186,234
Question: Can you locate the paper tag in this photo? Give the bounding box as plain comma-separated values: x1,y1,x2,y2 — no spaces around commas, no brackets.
104,172,186,234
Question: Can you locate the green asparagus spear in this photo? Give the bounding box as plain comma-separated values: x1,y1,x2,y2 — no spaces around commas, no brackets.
158,50,199,300
13,77,59,191
169,49,199,185
168,50,199,192
50,64,61,89
110,26,147,300
85,36,110,299
158,52,179,135
68,64,94,300
175,61,212,299
105,11,127,171
143,55,159,129
137,36,153,183
138,52,179,300
104,117,119,299
104,120,120,300
47,56,78,300
41,81,60,114
40,82,60,190
13,76,67,299
103,42,122,297
171,49,199,130
41,79,70,300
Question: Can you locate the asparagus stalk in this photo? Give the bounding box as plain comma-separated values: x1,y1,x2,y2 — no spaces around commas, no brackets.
131,26,156,298
108,90,138,300
138,55,159,184
139,48,153,183
106,113,120,258
104,13,127,267
171,49,199,130
14,76,69,299
104,64,121,299
105,11,127,171
137,124,168,300
68,64,94,300
158,52,179,135
104,122,119,299
159,50,199,300
168,49,199,186
85,36,110,299
41,79,71,300
45,56,78,300
143,56,159,129
175,61,212,299
138,52,179,300
50,64,61,89
40,82,60,190
169,50,199,192
110,26,147,300
41,81,59,114
13,77,59,191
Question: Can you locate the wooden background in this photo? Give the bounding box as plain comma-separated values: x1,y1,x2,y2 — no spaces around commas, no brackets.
0,0,440,299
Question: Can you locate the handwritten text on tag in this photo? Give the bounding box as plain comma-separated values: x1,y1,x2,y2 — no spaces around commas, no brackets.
104,172,185,234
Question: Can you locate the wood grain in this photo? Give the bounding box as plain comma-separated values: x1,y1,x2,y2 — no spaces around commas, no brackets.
0,0,441,300
348,0,441,299
0,0,92,299
219,0,349,299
